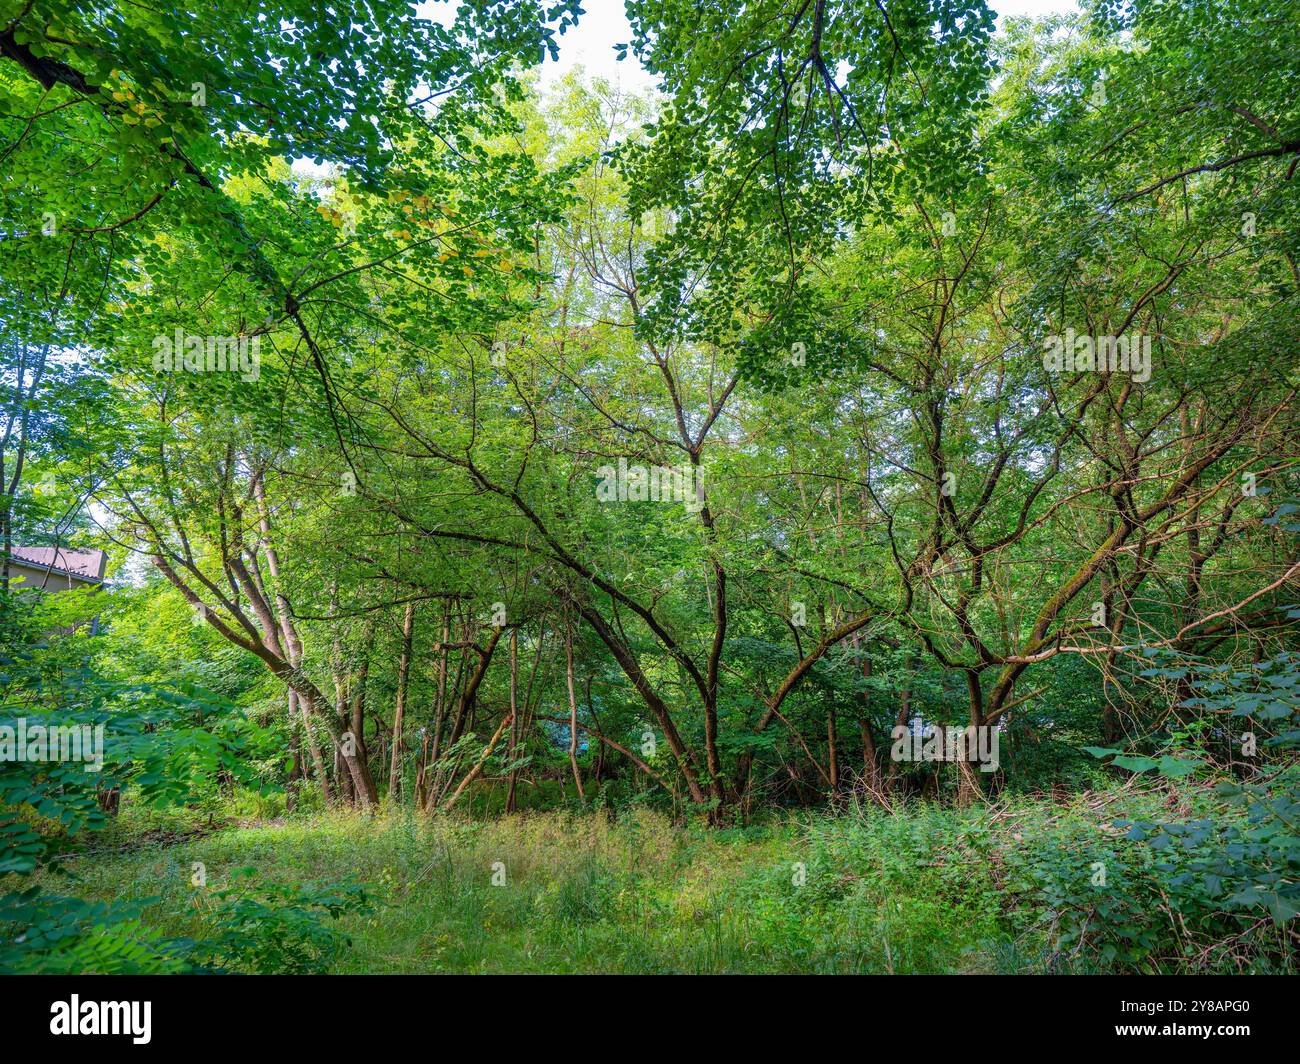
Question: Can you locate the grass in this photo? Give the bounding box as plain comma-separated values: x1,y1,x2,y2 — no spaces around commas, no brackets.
47,804,1018,974
34,779,1288,974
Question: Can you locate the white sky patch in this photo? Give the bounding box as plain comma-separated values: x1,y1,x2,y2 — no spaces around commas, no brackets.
993,0,1081,21
534,0,1082,93
292,0,1082,176
536,0,653,93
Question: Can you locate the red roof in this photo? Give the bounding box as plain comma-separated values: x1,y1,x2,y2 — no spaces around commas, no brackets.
8,547,106,582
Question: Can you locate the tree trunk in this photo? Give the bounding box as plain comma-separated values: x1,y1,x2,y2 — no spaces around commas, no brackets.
389,602,416,801
506,628,520,813
350,623,379,804
442,713,513,813
826,708,839,795
564,620,586,803
417,603,453,807
293,689,331,804
954,670,985,807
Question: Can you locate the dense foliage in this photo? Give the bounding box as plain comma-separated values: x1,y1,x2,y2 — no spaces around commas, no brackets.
1,0,1296,972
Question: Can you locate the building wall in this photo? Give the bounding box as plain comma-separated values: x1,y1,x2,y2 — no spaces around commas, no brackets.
6,562,96,594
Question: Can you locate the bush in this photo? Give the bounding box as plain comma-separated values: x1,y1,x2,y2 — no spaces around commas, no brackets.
188,869,374,974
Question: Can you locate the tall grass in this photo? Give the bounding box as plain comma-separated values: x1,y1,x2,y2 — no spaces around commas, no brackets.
35,780,1292,973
